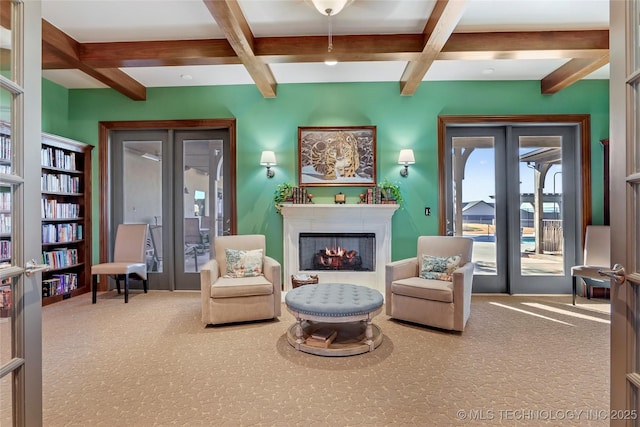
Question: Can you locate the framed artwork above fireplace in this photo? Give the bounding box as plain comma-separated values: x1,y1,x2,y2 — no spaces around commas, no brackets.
298,126,376,186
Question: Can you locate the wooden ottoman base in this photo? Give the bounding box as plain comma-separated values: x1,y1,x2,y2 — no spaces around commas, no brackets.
286,320,383,357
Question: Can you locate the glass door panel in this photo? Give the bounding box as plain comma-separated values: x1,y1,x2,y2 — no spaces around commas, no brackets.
182,139,215,274
0,121,11,174
112,130,170,291
447,127,507,293
508,126,577,294
452,136,497,274
517,135,564,276
0,1,13,81
175,130,228,290
122,139,163,273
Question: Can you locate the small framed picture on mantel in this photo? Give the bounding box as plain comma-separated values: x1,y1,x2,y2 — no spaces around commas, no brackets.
298,126,376,187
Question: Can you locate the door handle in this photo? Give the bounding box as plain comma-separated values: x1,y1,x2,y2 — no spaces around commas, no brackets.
598,263,626,284
25,259,50,277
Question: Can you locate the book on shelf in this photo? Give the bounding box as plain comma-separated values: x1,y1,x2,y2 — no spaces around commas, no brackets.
305,328,338,348
42,278,60,298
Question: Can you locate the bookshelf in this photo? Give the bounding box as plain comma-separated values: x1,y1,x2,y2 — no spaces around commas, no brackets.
40,132,92,306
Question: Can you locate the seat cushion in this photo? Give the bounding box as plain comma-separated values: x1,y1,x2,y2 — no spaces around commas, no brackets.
391,277,454,303
210,276,274,298
91,262,147,279
285,283,383,317
571,265,609,280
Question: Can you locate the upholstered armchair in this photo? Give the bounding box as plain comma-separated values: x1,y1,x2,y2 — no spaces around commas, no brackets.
200,234,281,326
385,236,474,332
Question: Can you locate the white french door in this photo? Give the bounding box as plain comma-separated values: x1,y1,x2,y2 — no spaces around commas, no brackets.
610,1,640,424
0,1,44,425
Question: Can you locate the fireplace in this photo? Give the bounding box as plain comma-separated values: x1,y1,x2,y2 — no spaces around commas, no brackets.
281,204,399,293
299,232,375,272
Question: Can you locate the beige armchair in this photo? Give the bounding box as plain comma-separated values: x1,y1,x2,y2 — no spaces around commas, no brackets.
385,236,474,332
200,234,281,325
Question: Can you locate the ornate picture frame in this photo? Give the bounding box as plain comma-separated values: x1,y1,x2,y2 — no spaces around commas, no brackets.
298,126,377,187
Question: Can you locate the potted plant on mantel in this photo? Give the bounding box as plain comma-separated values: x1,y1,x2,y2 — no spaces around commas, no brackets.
379,178,403,206
273,182,294,213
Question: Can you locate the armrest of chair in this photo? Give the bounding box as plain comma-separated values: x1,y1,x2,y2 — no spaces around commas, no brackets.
200,258,220,323
452,261,474,331
385,257,418,312
263,256,282,317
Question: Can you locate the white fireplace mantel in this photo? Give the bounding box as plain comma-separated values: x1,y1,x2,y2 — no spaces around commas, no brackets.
281,204,399,293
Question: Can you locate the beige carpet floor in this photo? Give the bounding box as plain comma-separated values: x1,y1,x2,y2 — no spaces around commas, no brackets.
40,291,610,426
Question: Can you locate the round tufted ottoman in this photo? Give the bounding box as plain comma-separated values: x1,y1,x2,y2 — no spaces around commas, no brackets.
285,283,384,356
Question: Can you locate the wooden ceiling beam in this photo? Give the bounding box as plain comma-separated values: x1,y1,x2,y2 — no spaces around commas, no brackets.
42,50,70,69
440,30,609,60
541,54,610,94
80,39,241,68
400,0,467,96
203,0,276,98
42,30,608,70
255,34,423,63
42,20,146,101
258,30,608,63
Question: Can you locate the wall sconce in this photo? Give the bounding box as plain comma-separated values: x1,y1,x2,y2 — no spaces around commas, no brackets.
260,150,276,178
398,149,415,177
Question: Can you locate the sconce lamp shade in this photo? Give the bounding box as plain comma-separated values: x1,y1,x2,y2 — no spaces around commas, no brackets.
398,149,415,177
260,151,276,178
398,149,416,165
260,151,277,166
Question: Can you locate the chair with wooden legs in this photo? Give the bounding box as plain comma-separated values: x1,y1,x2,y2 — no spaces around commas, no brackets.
571,225,611,305
91,223,149,303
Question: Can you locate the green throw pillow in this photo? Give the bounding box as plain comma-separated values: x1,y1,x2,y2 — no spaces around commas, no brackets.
420,254,462,282
224,248,263,278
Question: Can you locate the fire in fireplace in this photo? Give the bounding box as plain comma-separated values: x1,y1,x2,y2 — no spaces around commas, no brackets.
314,246,362,269
299,232,375,271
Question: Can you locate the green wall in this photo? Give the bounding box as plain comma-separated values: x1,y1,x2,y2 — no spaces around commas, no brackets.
42,79,609,264
42,79,71,137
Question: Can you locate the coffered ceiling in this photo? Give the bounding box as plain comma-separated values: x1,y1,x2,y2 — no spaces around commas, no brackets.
36,0,609,101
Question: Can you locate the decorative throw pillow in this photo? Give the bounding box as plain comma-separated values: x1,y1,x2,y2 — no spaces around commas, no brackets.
421,271,455,282
224,248,263,278
420,254,462,282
